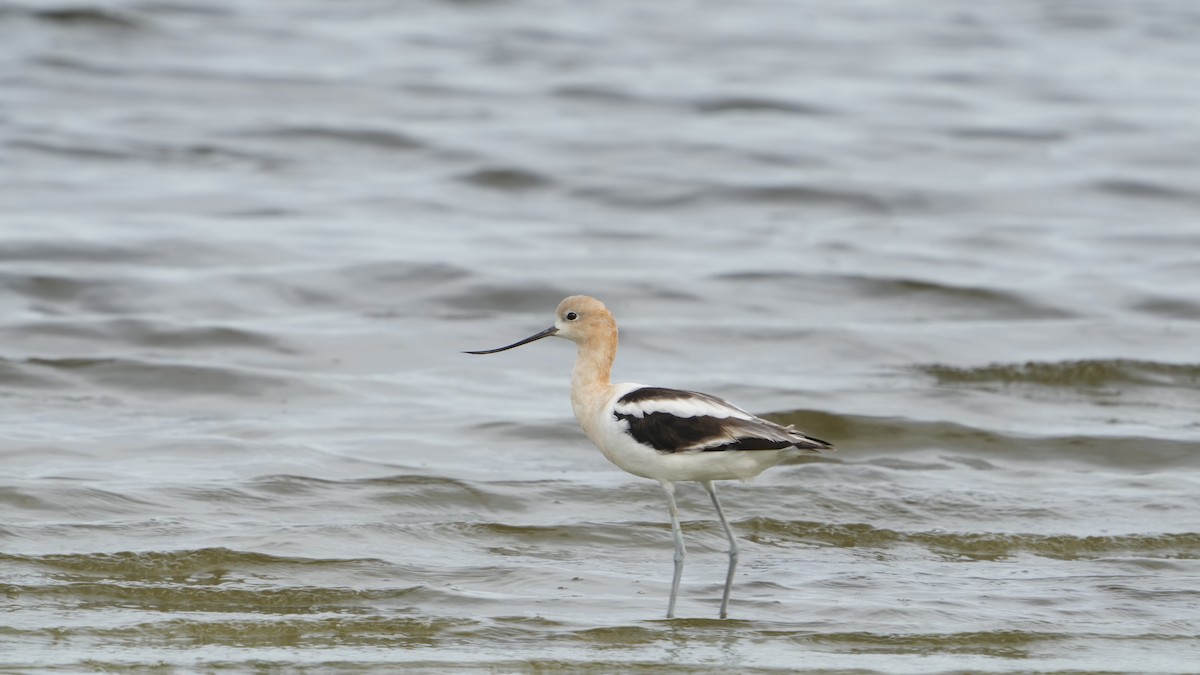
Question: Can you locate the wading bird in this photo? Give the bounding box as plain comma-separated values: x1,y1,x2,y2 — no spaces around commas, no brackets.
466,295,832,618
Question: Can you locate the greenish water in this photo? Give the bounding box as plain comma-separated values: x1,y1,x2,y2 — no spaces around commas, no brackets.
3,0,1200,672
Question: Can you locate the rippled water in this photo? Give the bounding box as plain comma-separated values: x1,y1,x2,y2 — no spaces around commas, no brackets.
3,0,1200,672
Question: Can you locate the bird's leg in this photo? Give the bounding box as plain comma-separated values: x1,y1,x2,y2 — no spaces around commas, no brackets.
659,480,685,619
702,480,738,619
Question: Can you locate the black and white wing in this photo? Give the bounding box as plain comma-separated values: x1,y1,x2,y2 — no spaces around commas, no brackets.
612,386,833,455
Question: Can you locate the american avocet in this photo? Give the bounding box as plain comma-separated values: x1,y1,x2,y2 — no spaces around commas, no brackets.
466,295,833,619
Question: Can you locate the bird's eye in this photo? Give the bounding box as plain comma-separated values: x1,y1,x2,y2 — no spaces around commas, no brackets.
565,311,579,321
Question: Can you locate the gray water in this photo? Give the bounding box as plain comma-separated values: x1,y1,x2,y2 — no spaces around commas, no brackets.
2,0,1200,672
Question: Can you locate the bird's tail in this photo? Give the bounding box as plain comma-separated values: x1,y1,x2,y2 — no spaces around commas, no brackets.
785,424,835,452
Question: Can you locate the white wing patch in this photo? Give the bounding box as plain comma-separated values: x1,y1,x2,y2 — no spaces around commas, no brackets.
612,387,756,421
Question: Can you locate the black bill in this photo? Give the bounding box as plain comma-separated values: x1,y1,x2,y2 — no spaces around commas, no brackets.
464,326,559,354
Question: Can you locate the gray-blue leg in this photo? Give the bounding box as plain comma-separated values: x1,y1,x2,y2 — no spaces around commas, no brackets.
702,480,738,619
659,480,685,619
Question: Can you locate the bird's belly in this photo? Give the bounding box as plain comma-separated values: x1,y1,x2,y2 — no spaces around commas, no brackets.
590,429,787,482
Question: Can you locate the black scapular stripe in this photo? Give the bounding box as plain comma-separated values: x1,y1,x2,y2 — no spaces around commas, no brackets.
618,386,699,403
614,411,797,455
617,386,735,409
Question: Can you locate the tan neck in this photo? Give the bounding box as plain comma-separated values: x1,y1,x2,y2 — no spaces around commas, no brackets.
569,323,618,423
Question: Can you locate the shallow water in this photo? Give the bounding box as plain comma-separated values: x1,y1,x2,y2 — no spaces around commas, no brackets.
2,0,1199,672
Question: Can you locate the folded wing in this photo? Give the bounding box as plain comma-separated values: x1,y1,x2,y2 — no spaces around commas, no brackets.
613,386,833,455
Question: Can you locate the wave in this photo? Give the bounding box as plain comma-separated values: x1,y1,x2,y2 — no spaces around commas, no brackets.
8,319,290,352
10,136,279,168
766,409,1200,468
1090,178,1200,205
457,166,553,192
247,474,534,512
4,6,143,30
438,283,577,313
716,271,1073,319
569,182,919,213
551,85,833,117
0,547,386,581
5,356,307,397
743,518,1200,561
918,359,1200,389
235,125,428,151
4,581,425,615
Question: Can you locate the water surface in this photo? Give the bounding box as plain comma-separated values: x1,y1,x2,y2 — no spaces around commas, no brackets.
2,0,1199,672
